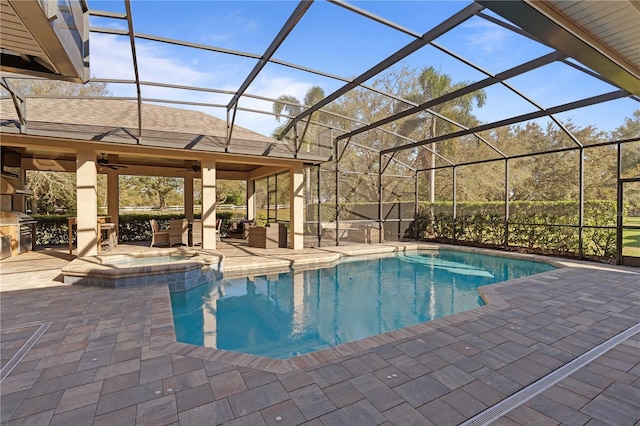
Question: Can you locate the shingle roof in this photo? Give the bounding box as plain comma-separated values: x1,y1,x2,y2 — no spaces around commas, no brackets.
1,98,329,161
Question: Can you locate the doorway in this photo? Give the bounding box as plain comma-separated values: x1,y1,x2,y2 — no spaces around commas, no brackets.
618,179,640,266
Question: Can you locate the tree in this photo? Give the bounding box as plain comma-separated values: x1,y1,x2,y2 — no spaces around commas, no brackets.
614,109,640,179
26,171,76,214
613,110,640,213
217,180,246,205
271,68,633,218
271,67,487,209
272,85,327,150
613,109,640,140
8,78,110,97
122,176,182,210
273,85,326,123
401,66,486,204
314,67,427,205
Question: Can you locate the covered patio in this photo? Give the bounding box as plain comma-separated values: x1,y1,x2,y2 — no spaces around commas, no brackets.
1,97,314,255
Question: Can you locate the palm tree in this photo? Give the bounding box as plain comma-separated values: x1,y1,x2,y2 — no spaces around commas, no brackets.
401,66,486,204
272,95,304,123
272,85,326,140
272,85,328,223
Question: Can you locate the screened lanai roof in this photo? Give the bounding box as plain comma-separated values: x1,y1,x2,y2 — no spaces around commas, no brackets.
1,0,639,169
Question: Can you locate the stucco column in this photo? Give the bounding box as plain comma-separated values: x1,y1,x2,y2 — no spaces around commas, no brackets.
246,179,255,220
290,164,304,250
76,147,98,256
184,176,194,222
202,159,216,250
107,172,119,241
13,169,26,212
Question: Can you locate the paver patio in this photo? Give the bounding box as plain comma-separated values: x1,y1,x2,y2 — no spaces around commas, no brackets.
1,243,639,425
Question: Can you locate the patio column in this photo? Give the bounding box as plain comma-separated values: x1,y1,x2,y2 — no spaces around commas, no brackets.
184,176,194,222
246,179,255,220
13,169,26,212
202,159,216,250
107,172,119,240
76,146,98,256
290,163,304,250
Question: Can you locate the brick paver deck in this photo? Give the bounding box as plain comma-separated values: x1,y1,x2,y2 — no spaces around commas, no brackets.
1,243,639,425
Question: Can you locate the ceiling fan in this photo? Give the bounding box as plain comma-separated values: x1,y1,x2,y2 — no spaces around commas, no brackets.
97,153,127,170
177,160,201,172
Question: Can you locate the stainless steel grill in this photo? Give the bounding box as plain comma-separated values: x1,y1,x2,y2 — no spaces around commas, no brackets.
0,211,36,255
0,211,36,225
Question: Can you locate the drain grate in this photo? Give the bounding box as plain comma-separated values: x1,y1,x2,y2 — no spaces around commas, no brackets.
461,322,640,426
0,321,52,383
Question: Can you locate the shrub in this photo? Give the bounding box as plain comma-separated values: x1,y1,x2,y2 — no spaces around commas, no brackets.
33,212,242,246
404,200,618,260
33,215,73,246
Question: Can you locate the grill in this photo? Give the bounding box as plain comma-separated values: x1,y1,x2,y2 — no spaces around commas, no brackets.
0,211,36,255
0,211,36,226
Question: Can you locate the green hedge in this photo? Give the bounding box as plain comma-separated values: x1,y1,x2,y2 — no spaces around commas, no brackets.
404,200,618,260
34,200,619,261
306,201,417,222
119,213,182,242
33,211,242,246
34,215,74,247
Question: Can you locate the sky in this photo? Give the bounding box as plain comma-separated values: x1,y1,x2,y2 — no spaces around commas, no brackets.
86,0,639,138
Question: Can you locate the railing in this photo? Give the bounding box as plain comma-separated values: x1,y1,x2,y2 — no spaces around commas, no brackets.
117,205,248,212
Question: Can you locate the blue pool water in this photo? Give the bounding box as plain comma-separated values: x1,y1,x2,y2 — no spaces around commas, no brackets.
170,250,555,359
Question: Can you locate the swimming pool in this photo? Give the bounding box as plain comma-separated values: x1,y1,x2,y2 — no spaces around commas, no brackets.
170,250,555,359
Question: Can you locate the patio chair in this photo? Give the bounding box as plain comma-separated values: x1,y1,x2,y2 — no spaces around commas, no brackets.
99,222,117,252
216,218,222,242
149,219,170,247
248,223,286,248
191,220,202,246
169,219,189,246
240,219,255,239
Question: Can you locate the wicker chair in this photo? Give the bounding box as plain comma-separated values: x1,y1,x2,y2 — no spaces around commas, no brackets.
169,219,189,246
248,223,286,248
149,219,169,247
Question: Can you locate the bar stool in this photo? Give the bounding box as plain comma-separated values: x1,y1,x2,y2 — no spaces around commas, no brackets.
99,222,117,252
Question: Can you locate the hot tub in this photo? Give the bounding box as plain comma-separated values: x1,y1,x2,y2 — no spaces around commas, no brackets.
62,248,223,291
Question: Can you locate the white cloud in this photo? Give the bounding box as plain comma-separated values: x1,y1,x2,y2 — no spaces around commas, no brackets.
105,22,127,31
90,34,135,80
201,8,259,44
164,75,316,137
464,20,509,55
217,75,314,136
89,32,317,137
227,9,259,33
247,75,313,101
90,33,210,85
137,45,210,85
